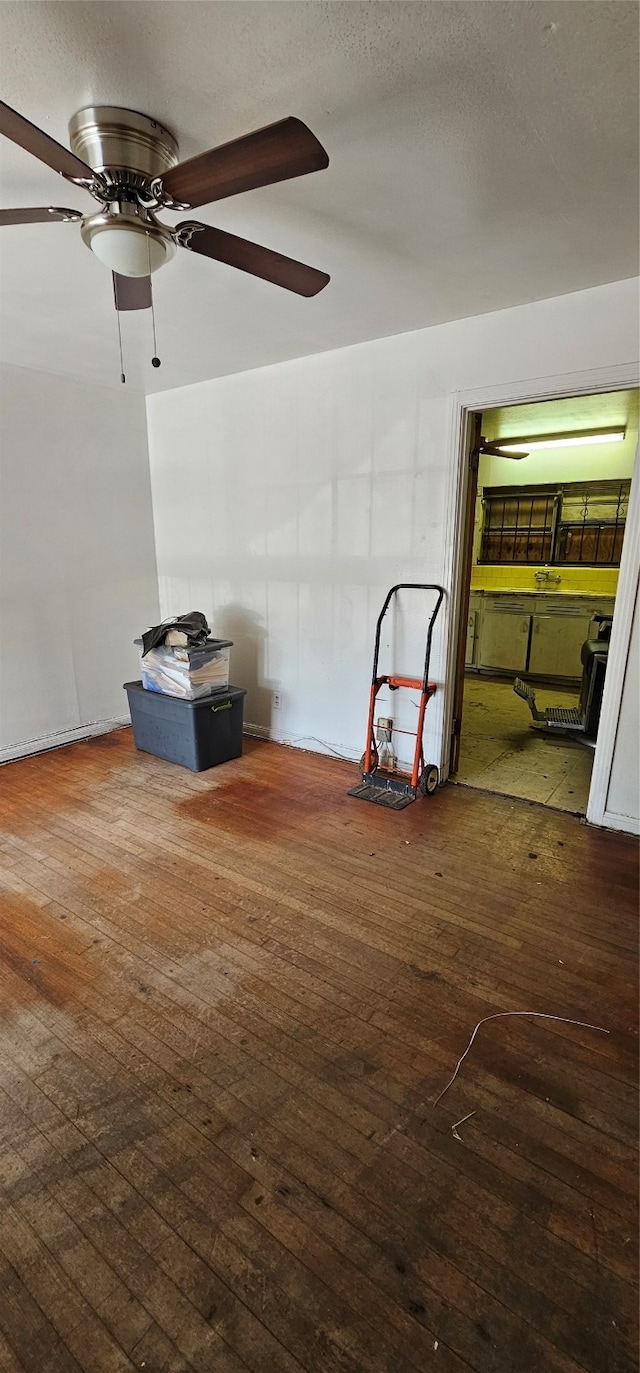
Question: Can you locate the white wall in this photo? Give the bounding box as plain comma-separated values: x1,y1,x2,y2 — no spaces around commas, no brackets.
147,278,639,796
0,363,159,759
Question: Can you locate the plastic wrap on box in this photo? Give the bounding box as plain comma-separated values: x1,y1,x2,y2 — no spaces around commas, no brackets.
135,638,232,700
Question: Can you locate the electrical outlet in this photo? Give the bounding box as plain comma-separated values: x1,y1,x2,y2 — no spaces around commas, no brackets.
273,692,282,710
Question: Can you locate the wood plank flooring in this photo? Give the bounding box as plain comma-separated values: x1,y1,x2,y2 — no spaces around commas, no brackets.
0,729,637,1373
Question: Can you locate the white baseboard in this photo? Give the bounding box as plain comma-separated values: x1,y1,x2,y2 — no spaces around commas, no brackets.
243,722,359,763
0,717,130,765
243,722,271,740
3,718,360,768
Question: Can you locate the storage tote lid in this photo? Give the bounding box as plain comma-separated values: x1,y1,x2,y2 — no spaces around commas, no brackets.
124,681,246,710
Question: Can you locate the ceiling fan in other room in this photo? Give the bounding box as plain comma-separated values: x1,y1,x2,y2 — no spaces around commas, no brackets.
0,100,330,372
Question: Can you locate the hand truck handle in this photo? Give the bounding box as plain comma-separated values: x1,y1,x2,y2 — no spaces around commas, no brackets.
371,583,446,692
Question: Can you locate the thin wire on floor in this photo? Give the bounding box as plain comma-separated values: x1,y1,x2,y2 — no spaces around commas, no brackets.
433,1010,609,1107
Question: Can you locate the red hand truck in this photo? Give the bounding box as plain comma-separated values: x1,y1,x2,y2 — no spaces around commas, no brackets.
348,583,445,810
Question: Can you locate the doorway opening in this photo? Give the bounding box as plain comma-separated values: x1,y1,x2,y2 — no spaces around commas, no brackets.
450,388,638,814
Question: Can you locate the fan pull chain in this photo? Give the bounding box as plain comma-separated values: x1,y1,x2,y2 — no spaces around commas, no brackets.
116,306,125,385
148,235,161,370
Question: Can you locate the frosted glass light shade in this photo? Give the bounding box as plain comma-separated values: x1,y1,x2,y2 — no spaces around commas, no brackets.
90,226,170,277
81,211,175,277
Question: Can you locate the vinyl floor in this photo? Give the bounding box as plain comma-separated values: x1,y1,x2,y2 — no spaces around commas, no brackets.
457,676,594,813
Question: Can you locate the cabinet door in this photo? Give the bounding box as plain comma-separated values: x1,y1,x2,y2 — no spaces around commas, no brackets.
478,610,531,671
529,611,592,679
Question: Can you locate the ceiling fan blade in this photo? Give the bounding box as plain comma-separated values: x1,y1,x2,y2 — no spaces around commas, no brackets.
0,101,95,184
0,206,82,226
481,440,528,460
112,273,152,311
177,221,329,297
163,117,328,209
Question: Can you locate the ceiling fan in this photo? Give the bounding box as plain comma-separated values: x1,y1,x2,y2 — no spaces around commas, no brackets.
0,101,330,316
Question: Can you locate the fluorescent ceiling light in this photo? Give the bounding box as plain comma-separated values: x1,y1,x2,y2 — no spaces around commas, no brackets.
498,427,626,454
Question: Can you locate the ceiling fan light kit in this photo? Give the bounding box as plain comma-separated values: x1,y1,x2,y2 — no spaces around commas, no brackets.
0,98,331,369
80,202,176,277
69,106,179,278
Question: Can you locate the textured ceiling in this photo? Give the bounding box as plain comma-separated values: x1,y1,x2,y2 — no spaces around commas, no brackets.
0,0,638,394
485,390,640,441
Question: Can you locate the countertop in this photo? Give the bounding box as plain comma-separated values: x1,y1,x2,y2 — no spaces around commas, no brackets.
470,588,615,599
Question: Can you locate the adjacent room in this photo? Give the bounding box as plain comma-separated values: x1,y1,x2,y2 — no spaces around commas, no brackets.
0,4,638,1373
456,389,638,814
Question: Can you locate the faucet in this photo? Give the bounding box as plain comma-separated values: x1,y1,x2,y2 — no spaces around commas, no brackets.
534,569,561,584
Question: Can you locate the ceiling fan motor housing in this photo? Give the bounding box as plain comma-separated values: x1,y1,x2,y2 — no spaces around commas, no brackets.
69,105,178,182
69,106,179,276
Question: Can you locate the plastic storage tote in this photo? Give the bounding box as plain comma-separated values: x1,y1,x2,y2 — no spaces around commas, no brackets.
134,638,232,699
124,681,246,771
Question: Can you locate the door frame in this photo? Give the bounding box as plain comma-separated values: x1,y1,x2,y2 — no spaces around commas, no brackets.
440,362,639,830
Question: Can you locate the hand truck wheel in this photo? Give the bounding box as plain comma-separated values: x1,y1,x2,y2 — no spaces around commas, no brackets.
420,765,439,796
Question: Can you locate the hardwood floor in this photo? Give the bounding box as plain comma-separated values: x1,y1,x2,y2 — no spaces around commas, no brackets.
0,729,637,1373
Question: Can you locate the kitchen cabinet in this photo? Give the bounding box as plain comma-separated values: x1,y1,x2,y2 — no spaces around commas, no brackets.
478,602,531,672
469,593,615,681
529,606,593,678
